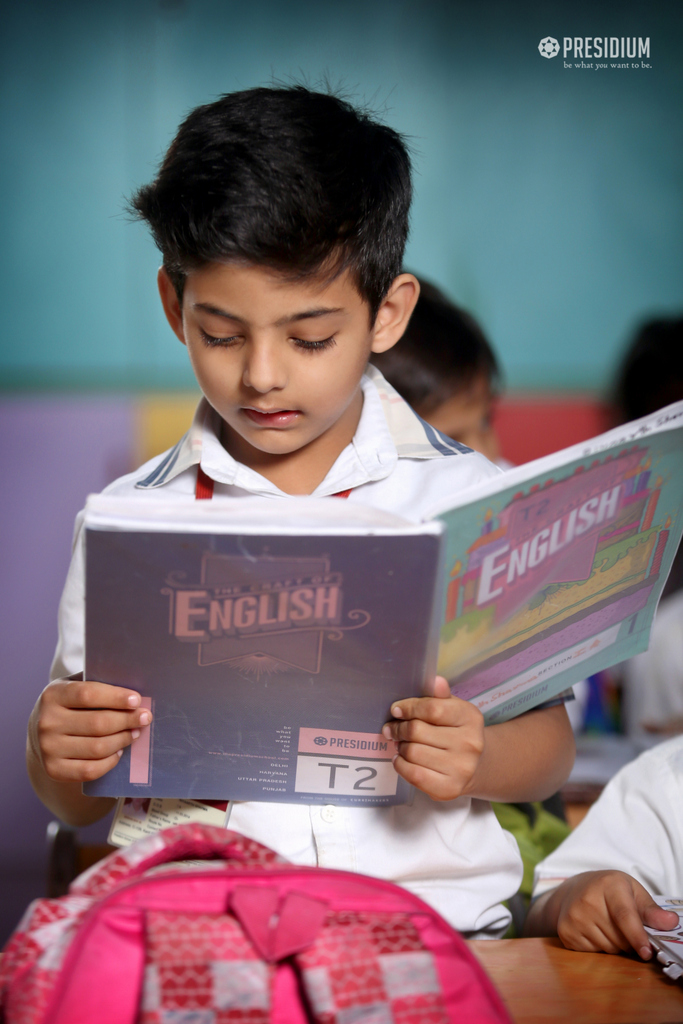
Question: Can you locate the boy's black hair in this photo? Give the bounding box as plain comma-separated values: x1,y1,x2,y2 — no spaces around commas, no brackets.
613,316,683,422
371,277,500,411
131,86,412,319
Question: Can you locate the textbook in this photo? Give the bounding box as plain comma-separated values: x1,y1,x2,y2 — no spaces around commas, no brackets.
84,501,445,805
84,399,683,803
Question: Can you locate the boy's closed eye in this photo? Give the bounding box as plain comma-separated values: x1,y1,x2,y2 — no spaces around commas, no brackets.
290,335,336,352
199,328,242,347
198,326,336,352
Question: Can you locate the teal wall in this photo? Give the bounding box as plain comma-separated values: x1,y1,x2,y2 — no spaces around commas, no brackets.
1,0,681,391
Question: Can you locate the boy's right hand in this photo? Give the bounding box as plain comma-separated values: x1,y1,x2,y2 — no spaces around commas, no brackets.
29,678,152,783
539,870,678,959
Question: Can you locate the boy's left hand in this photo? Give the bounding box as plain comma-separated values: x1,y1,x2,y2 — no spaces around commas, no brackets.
525,870,679,958
383,676,485,801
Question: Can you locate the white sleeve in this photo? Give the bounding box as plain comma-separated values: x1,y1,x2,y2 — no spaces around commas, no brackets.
533,737,683,899
49,509,86,682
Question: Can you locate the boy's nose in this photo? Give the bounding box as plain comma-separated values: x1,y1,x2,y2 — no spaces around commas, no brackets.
241,341,287,393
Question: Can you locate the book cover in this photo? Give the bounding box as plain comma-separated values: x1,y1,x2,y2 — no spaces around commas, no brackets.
430,402,683,722
84,514,444,804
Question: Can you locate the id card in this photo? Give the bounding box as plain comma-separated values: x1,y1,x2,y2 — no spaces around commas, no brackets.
108,796,231,847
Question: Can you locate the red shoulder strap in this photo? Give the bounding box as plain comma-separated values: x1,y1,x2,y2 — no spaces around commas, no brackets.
195,466,214,500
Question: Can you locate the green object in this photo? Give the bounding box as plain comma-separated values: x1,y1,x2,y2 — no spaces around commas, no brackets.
493,801,571,936
493,801,570,898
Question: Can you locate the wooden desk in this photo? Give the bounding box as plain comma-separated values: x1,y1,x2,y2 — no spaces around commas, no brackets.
467,937,683,1023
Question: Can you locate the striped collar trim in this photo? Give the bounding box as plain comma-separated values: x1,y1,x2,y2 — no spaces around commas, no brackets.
364,364,473,459
136,402,208,489
136,366,471,490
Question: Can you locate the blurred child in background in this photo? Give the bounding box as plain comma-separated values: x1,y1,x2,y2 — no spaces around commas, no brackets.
525,734,682,957
613,316,683,740
371,277,509,467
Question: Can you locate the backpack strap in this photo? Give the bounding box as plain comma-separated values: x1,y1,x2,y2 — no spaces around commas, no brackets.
196,465,214,499
69,824,283,898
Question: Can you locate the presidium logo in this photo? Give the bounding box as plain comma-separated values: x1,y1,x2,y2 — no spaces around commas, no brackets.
538,35,651,62
538,37,560,58
162,552,371,677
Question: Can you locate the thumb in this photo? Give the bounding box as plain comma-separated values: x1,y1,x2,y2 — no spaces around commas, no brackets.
431,676,452,699
642,904,679,931
635,885,679,931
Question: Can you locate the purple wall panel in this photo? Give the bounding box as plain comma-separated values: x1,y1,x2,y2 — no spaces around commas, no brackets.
0,396,135,910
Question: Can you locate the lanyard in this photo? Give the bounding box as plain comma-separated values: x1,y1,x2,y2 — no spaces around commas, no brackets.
195,466,351,500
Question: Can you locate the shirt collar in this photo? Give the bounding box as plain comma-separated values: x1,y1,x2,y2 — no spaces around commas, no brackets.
364,364,473,459
136,365,470,493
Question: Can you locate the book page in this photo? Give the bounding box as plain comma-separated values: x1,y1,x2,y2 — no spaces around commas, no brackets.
84,493,419,534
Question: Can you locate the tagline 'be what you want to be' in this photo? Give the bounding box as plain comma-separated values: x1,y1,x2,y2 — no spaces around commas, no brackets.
538,36,652,71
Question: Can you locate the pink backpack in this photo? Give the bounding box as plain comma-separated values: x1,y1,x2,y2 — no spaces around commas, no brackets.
0,823,512,1024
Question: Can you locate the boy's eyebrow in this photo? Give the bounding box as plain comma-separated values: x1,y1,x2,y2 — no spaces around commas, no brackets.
193,303,346,325
277,307,346,326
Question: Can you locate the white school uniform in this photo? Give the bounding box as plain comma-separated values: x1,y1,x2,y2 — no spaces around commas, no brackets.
51,366,525,937
533,735,683,900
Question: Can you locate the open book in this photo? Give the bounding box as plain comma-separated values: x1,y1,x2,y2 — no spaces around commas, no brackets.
84,400,683,805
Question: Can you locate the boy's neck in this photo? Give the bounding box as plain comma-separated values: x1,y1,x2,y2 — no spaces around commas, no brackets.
220,388,364,495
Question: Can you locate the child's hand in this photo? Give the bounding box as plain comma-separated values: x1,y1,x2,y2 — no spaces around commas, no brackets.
29,678,152,783
541,870,679,958
382,676,485,801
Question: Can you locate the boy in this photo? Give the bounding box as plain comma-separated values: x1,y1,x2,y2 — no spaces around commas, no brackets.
27,86,575,937
371,277,504,465
525,735,682,957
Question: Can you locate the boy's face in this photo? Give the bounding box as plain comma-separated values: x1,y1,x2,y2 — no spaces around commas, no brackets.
158,262,417,488
418,375,501,464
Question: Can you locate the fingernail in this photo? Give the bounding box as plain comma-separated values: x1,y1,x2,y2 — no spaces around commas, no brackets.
382,724,392,739
139,711,151,726
639,945,652,960
131,729,141,740
127,694,141,708
116,749,123,758
391,705,403,718
392,753,398,764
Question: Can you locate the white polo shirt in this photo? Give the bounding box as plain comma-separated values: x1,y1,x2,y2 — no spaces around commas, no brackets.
533,735,683,901
51,366,523,937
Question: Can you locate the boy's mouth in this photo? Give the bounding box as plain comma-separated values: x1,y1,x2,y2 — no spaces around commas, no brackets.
242,407,301,428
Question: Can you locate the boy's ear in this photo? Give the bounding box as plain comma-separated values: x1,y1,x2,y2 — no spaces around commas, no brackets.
370,273,420,354
157,267,187,345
